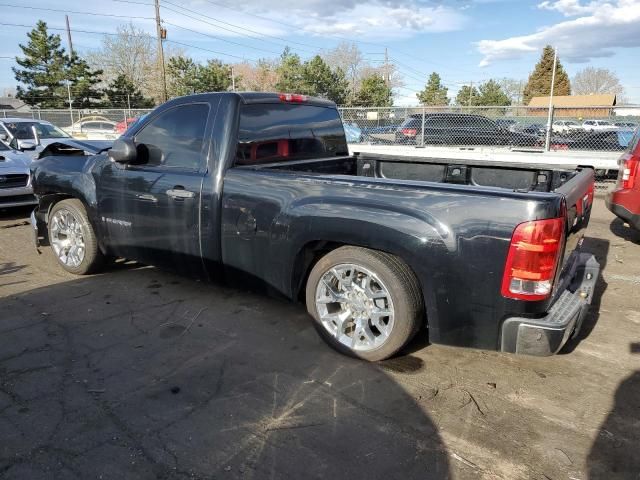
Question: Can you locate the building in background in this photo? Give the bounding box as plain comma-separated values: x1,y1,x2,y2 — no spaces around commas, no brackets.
528,94,617,118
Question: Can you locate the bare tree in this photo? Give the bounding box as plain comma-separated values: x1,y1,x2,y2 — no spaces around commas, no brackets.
497,78,526,105
87,23,182,103
572,67,625,97
322,42,364,93
234,60,278,92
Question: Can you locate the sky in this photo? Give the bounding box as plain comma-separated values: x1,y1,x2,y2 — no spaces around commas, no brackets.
1,0,639,105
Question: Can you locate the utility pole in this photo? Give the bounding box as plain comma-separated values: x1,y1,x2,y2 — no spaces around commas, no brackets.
468,81,473,108
66,80,73,126
544,47,558,151
65,15,74,57
154,0,167,103
383,48,390,87
231,66,236,91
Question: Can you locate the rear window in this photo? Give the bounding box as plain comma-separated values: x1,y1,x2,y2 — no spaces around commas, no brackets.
235,104,348,165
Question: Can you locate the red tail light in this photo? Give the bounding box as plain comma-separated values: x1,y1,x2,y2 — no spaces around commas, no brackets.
279,93,307,103
401,128,417,136
621,154,639,189
501,218,565,301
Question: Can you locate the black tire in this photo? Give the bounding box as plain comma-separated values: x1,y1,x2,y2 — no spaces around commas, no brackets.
48,199,104,275
305,246,423,361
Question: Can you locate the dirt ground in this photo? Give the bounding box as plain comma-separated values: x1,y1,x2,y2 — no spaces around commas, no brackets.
0,199,638,480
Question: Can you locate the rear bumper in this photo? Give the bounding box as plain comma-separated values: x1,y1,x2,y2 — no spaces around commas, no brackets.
500,253,600,356
606,194,640,230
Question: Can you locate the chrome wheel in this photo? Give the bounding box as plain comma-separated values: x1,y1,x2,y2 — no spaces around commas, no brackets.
50,208,86,268
315,263,394,352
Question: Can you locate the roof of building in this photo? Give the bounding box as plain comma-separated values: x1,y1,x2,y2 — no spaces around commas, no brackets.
528,94,617,108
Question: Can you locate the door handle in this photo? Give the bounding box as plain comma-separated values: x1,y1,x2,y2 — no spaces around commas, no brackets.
166,188,196,199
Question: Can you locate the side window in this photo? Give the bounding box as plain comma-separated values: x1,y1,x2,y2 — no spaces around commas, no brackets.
135,103,209,169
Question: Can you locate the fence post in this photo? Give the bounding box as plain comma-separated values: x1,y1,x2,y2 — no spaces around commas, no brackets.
421,107,425,147
544,105,555,152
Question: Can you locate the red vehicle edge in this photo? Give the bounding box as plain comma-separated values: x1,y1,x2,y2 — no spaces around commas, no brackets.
606,128,640,230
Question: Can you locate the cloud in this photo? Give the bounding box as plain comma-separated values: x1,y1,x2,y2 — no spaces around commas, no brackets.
202,1,468,40
477,0,640,66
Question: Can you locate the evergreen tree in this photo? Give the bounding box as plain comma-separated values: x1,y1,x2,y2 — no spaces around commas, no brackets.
477,79,511,106
105,74,155,108
417,72,449,106
13,21,103,108
275,48,305,93
13,21,68,108
523,45,570,104
166,56,231,97
456,84,480,106
301,55,349,104
67,55,104,108
352,75,392,107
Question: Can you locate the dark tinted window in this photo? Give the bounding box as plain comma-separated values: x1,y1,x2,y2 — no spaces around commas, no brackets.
135,103,209,169
235,103,348,165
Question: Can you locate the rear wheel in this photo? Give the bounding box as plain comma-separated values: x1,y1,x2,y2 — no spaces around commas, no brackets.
48,199,104,275
305,246,423,361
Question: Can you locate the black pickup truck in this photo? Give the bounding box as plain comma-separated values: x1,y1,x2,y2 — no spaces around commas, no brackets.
30,92,599,361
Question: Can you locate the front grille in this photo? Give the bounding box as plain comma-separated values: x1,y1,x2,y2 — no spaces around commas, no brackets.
0,174,29,189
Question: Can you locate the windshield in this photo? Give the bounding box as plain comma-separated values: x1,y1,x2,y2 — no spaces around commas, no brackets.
0,140,8,151
4,122,70,140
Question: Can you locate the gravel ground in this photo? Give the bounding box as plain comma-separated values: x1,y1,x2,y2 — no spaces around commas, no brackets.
0,199,638,480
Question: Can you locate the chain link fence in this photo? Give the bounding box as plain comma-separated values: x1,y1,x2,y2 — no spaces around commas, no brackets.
339,105,639,154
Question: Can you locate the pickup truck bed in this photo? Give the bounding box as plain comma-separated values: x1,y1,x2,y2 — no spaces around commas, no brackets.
30,92,599,361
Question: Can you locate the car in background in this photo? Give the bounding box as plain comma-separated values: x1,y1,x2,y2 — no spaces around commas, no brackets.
521,123,547,137
606,127,640,230
361,124,400,143
343,123,362,143
552,120,581,134
114,117,139,135
0,140,36,209
582,120,618,132
495,119,519,132
614,121,638,129
0,118,71,153
63,116,118,140
394,113,538,147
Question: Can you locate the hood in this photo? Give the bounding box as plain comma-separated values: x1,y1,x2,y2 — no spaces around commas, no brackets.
36,139,113,159
0,149,32,171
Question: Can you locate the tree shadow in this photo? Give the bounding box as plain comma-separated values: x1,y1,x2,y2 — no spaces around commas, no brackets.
0,267,452,479
609,217,640,244
587,343,640,479
560,236,609,354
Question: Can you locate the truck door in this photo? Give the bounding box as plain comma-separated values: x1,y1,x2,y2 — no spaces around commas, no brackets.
97,102,211,276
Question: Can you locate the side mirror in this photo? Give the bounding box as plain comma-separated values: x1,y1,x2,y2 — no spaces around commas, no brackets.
108,138,137,163
17,140,37,151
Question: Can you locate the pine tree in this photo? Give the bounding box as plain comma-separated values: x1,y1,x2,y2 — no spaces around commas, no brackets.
166,57,232,98
417,72,449,106
13,21,103,108
13,21,68,108
67,54,104,108
352,75,392,107
105,74,155,108
455,85,480,106
523,45,570,104
477,79,511,106
301,55,350,104
275,48,305,93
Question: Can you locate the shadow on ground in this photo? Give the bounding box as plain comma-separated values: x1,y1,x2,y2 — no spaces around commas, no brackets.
0,266,451,479
609,218,640,244
587,343,640,479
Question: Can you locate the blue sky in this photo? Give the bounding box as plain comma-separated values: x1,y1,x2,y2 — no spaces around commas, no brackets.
1,0,639,104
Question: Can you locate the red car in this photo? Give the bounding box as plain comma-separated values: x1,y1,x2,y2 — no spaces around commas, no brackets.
114,117,139,135
606,128,640,230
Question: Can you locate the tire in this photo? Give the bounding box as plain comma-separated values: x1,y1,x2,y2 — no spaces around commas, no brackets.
48,199,104,275
305,246,423,361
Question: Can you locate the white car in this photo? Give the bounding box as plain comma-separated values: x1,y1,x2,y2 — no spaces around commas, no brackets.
552,120,581,134
581,120,618,132
63,116,118,140
0,118,72,152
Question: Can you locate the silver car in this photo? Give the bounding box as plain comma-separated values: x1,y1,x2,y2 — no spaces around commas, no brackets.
0,118,72,154
0,140,36,208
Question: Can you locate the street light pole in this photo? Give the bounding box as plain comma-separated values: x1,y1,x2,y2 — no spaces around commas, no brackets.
66,80,73,126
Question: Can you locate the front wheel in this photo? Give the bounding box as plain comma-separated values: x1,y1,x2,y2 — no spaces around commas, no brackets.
305,246,424,361
48,199,104,275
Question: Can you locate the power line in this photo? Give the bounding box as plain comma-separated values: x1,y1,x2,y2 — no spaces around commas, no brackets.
0,3,154,20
